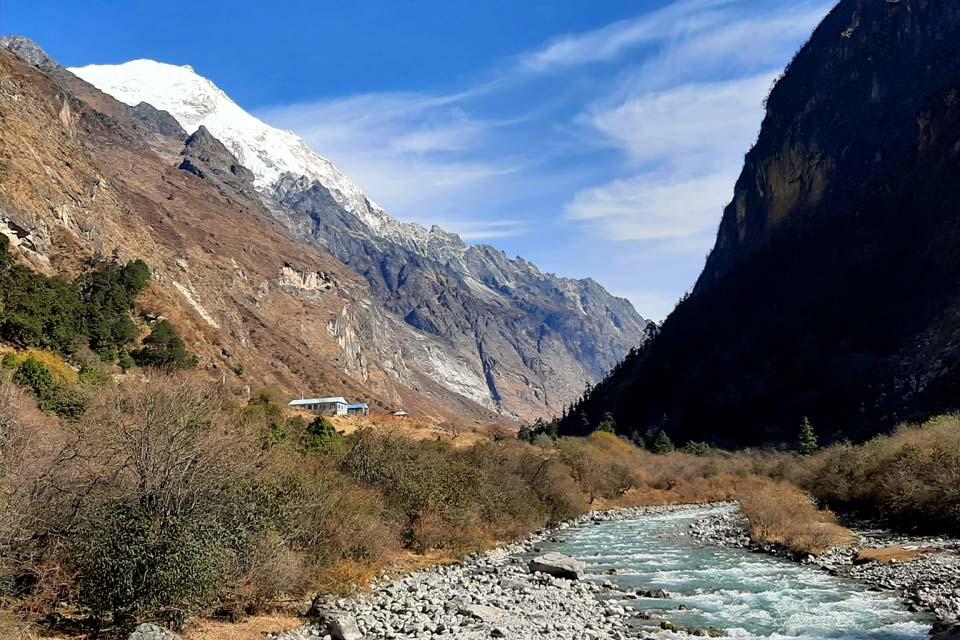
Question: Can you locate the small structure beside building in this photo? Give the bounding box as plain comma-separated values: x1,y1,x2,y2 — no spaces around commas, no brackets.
346,403,369,416
289,396,348,416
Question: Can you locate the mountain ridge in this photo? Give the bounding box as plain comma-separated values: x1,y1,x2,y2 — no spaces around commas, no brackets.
68,56,648,419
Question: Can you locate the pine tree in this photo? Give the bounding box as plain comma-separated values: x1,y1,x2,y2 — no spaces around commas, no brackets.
798,417,819,455
650,430,675,454
596,411,616,433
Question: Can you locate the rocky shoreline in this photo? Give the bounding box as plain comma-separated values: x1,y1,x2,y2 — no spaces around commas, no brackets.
689,509,960,626
269,504,727,640
267,502,957,640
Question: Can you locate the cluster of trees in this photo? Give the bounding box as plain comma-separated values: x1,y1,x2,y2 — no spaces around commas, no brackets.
520,411,709,456
0,237,151,360
0,237,195,371
0,238,197,419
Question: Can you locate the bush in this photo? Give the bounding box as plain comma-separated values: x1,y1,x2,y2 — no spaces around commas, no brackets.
650,430,675,454
596,412,616,433
738,481,852,554
78,257,152,358
302,416,342,452
117,350,135,371
12,356,87,420
132,320,196,370
78,361,112,389
73,502,229,620
683,441,711,456
803,415,960,532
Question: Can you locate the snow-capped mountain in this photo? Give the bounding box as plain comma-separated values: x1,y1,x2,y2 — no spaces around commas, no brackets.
69,57,649,419
71,60,468,259
71,60,377,216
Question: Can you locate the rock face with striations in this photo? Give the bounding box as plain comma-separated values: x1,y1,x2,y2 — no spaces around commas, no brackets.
268,174,647,419
561,0,960,444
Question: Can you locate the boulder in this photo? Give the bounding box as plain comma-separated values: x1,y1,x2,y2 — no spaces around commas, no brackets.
457,604,509,622
128,623,180,640
931,621,960,640
327,614,363,640
528,552,585,580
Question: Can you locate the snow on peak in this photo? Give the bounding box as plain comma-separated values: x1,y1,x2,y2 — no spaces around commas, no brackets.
67,59,512,268
68,58,380,223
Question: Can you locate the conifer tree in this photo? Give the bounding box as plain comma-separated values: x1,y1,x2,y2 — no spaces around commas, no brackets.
798,417,819,455
596,411,616,433
651,430,675,454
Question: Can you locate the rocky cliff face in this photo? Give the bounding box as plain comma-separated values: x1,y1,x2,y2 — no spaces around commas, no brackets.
268,175,646,419
561,0,960,445
66,58,648,420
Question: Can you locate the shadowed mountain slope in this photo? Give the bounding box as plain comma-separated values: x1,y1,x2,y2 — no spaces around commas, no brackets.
560,0,960,445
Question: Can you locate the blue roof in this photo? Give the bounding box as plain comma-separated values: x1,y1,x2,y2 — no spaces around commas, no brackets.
346,403,369,409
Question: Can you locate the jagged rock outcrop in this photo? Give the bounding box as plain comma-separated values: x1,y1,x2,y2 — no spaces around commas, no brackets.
561,0,960,445
66,57,649,420
179,125,256,196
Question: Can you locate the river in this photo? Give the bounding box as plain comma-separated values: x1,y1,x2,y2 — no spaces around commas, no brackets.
539,505,932,639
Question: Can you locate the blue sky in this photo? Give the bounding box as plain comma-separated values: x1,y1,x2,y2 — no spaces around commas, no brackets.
2,0,832,320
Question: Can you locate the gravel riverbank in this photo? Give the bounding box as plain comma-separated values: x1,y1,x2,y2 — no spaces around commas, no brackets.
268,502,953,639
689,509,960,624
269,504,727,640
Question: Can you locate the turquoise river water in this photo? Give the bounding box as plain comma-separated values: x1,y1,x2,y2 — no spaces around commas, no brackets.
540,506,932,640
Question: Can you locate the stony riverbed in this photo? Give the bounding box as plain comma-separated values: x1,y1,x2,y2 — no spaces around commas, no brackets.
270,505,722,640
270,503,942,640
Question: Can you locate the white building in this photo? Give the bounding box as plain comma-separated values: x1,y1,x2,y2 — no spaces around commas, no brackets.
289,397,349,416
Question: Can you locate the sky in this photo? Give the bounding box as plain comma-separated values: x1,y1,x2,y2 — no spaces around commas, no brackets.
1,0,832,320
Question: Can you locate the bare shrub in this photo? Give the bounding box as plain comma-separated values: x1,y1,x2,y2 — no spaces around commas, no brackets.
799,414,960,533
738,481,852,554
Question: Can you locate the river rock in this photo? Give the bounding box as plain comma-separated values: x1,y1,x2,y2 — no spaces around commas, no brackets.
529,552,585,580
458,604,509,622
327,614,362,640
128,624,180,640
932,621,960,640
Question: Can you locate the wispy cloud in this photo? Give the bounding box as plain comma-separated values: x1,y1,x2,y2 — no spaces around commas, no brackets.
517,0,735,73
447,219,529,241
586,73,777,170
566,171,731,243
256,0,830,319
562,1,829,251
257,91,528,225
565,73,776,245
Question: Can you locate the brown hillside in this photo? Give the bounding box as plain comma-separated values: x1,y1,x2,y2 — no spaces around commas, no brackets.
0,46,504,427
